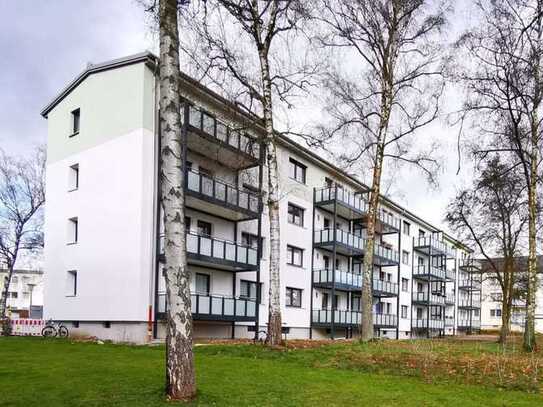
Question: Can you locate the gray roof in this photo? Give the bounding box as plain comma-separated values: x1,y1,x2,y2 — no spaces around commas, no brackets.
39,51,470,252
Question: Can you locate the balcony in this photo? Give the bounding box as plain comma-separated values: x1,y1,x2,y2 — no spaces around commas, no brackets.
157,292,257,322
313,269,362,291
459,259,482,272
412,291,445,306
445,268,456,281
412,318,444,330
412,265,446,281
186,105,260,170
373,313,398,328
314,187,367,220
311,309,397,328
458,319,481,329
445,294,455,305
458,280,481,290
185,169,261,221
160,233,258,272
372,279,399,297
359,206,401,235
314,229,365,256
458,299,481,309
373,242,400,266
413,237,454,257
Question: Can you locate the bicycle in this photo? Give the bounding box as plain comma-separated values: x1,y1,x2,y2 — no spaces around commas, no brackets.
41,319,69,338
254,329,270,345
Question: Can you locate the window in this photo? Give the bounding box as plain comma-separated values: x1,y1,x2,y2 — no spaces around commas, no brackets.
195,273,210,295
68,217,78,244
351,295,361,311
490,292,503,302
416,308,423,319
323,255,330,270
71,108,80,135
241,232,263,259
286,287,302,307
403,221,411,236
197,220,212,236
11,276,18,284
490,309,495,317
185,216,191,231
9,292,18,299
322,293,338,309
323,218,330,229
402,250,410,265
287,245,303,267
401,278,409,292
474,309,480,317
324,177,334,188
288,203,304,226
289,158,306,184
103,321,111,329
418,229,425,238
401,305,408,319
72,321,79,328
69,164,79,191
240,280,261,303
66,271,77,297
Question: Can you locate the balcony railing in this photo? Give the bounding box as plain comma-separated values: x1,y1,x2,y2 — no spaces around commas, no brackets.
413,265,446,281
445,294,455,304
313,269,362,290
375,208,401,233
187,105,260,160
444,316,455,326
458,319,481,329
372,279,399,297
458,280,482,290
458,299,481,308
373,242,400,265
311,309,361,326
412,318,444,330
311,309,397,327
186,169,260,218
160,232,258,271
157,292,257,321
413,237,454,257
412,291,445,306
446,268,456,281
373,313,398,327
314,187,367,216
314,229,365,254
459,258,482,271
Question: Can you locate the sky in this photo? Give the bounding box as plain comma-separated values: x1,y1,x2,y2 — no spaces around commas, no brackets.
0,0,477,239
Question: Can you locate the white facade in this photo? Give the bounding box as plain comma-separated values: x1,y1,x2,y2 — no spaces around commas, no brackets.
42,53,477,343
1,269,44,318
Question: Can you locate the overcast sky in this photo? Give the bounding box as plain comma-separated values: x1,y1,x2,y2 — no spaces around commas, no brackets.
0,0,477,238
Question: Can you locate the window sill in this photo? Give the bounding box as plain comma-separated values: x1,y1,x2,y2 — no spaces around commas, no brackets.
286,263,304,269
288,177,307,186
69,131,80,138
66,242,78,246
68,188,78,193
65,295,77,298
286,305,302,309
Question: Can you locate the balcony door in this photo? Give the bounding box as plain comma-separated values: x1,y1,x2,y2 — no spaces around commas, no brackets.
323,255,330,270
322,292,338,309
197,220,212,237
195,273,210,296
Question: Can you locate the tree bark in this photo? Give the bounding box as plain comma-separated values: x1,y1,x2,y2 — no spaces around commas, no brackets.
360,88,392,342
0,261,15,331
258,47,282,347
159,0,196,399
499,258,513,344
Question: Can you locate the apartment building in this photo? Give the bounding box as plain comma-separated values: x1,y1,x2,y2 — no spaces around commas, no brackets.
41,52,477,343
1,269,44,319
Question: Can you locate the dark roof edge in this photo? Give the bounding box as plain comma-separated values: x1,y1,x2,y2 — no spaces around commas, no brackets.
40,51,469,252
40,51,158,118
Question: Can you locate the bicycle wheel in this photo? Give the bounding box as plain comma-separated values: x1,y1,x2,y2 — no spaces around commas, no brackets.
41,326,57,337
58,326,69,338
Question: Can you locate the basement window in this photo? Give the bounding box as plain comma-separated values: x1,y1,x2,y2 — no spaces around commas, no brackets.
66,270,77,297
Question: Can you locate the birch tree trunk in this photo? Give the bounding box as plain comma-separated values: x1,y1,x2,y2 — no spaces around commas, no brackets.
258,46,282,347
360,90,392,342
159,0,196,399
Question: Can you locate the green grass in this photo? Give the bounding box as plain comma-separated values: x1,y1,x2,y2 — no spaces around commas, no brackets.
0,337,542,406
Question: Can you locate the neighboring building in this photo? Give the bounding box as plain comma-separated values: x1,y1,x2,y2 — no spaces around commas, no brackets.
41,52,476,343
480,257,543,333
1,269,44,319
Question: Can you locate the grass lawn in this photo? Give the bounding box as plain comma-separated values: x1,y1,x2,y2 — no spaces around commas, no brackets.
0,337,541,406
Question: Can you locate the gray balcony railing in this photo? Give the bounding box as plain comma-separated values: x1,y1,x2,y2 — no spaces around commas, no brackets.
412,318,445,330
311,309,397,327
445,294,455,304
458,319,481,329
311,309,361,326
446,268,456,281
373,313,398,327
372,279,399,296
412,291,445,305
314,229,365,252
313,269,362,289
376,208,401,232
458,280,482,290
186,169,260,215
413,264,446,281
458,299,481,308
157,292,257,320
373,242,400,265
187,105,260,160
414,237,454,256
314,187,367,213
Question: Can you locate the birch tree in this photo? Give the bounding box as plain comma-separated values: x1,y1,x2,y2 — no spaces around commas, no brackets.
0,147,45,331
446,156,528,344
455,0,543,351
158,0,196,399
314,0,448,341
178,0,314,346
